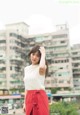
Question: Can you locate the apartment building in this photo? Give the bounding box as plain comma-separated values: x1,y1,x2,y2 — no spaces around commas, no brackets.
0,22,74,94
0,22,29,94
71,44,80,90
26,24,73,90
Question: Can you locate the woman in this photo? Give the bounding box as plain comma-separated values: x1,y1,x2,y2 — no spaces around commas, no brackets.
23,45,49,115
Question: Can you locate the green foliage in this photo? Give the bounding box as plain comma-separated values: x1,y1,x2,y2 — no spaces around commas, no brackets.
50,102,78,115
51,88,61,94
50,87,72,94
64,87,72,91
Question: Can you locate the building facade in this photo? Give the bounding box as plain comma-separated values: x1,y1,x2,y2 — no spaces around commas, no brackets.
71,44,80,90
0,22,74,94
26,24,73,91
0,22,29,94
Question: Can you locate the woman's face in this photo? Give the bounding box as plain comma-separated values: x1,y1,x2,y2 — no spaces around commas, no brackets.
30,51,40,65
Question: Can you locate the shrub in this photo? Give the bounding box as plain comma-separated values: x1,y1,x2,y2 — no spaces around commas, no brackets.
50,102,78,115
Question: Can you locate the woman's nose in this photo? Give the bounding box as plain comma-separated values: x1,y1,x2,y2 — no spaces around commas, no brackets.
33,55,36,59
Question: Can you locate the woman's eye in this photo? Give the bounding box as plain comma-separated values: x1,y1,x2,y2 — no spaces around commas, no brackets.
36,54,39,57
31,53,39,57
32,53,35,55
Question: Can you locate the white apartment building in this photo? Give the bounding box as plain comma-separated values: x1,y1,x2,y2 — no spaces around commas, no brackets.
0,22,29,94
71,44,80,90
26,24,73,90
45,24,73,89
0,22,74,95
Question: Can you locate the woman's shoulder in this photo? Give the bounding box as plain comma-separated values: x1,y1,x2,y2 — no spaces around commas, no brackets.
24,65,32,70
25,64,39,70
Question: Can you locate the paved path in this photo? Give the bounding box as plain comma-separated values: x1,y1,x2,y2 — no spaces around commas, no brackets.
15,108,25,115
9,108,25,115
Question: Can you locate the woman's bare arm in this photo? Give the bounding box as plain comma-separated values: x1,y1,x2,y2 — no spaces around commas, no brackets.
39,47,46,75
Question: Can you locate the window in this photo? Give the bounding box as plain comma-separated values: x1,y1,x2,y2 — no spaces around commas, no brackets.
60,41,66,43
46,81,50,84
0,40,6,43
52,34,67,39
59,80,64,83
72,52,78,55
0,74,6,78
10,67,12,70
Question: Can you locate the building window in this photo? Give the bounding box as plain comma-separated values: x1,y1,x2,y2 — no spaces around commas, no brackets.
0,74,6,78
59,80,64,83
0,40,6,43
60,41,66,43
10,66,12,70
52,34,67,39
46,81,50,84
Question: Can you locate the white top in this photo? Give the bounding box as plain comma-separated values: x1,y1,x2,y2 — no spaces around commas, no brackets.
24,64,45,90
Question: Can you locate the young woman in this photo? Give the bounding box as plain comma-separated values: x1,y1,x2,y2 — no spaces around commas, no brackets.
23,45,49,115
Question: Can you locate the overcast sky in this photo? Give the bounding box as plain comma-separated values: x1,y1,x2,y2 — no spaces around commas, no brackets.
0,0,80,45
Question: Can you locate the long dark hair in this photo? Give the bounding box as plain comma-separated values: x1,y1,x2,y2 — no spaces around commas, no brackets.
28,45,48,77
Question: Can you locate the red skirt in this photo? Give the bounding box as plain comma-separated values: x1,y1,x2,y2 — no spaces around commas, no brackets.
25,90,50,115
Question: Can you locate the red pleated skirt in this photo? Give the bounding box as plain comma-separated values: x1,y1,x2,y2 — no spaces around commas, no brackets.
25,89,50,115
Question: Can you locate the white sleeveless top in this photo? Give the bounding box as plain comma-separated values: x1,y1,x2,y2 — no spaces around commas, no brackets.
24,64,45,90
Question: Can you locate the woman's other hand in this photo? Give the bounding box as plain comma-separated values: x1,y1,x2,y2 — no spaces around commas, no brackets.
23,103,26,113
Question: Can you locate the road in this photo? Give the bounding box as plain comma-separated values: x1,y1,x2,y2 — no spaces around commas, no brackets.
0,108,25,115
1,108,80,115
9,108,25,115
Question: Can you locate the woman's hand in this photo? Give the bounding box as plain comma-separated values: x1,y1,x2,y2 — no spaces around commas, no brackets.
23,103,26,113
39,46,45,56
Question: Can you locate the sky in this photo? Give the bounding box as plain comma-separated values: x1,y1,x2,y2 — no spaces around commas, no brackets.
0,0,80,45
